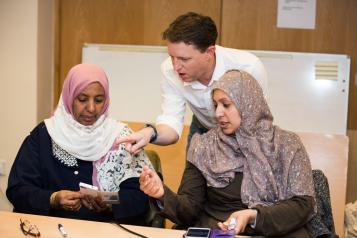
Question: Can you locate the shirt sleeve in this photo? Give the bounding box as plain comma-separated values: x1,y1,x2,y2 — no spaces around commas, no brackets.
6,127,53,215
156,61,186,138
159,161,207,226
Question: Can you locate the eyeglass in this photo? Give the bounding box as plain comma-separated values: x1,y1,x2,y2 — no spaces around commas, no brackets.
20,219,41,237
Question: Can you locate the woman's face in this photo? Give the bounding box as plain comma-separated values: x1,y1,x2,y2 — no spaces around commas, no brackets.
213,89,241,135
72,82,106,126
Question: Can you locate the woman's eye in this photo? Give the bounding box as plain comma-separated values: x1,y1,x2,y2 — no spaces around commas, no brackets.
77,97,87,102
95,97,104,103
223,103,230,108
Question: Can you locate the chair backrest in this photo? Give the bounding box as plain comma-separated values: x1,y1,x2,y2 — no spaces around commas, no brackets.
308,169,339,238
145,150,163,181
144,150,166,228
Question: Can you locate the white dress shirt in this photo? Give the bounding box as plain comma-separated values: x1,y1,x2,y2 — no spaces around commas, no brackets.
156,45,268,137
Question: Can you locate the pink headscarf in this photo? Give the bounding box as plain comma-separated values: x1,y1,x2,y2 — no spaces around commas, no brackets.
61,63,110,116
45,63,122,161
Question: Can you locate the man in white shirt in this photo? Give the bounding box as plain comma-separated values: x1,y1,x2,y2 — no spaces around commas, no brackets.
117,12,268,154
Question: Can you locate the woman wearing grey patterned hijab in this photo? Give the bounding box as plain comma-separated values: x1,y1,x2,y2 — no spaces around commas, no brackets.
140,70,315,237
188,70,315,235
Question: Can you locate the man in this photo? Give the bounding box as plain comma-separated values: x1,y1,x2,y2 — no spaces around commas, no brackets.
117,12,268,154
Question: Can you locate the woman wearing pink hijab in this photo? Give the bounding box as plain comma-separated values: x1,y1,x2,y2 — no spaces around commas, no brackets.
7,64,153,224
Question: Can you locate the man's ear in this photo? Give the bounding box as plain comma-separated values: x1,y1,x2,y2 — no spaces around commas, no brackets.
205,45,216,57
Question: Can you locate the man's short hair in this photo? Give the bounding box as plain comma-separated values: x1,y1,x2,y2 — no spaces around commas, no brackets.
162,12,218,52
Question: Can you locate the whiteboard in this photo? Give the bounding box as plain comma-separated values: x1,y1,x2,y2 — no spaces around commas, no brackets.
82,44,193,126
82,44,350,135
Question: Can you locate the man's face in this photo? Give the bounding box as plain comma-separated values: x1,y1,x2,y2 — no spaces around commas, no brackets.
167,42,214,83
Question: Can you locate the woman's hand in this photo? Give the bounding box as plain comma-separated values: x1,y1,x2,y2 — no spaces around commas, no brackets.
52,190,83,211
217,209,257,234
139,166,164,199
81,194,111,213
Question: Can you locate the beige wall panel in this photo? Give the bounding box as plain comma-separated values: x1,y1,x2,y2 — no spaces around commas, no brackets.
0,0,39,211
221,0,357,129
56,0,221,104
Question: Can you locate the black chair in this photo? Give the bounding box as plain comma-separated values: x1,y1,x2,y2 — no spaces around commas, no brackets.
307,169,339,238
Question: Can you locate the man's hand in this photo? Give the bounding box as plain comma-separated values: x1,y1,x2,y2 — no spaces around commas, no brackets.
115,127,154,154
139,166,164,199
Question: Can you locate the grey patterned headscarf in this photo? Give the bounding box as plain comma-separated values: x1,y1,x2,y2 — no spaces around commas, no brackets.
188,70,315,208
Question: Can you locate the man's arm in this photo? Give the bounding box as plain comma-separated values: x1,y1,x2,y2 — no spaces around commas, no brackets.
116,124,179,154
156,124,180,145
117,59,186,154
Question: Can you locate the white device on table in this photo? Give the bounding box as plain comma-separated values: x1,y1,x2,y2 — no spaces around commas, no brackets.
184,227,211,238
79,182,120,204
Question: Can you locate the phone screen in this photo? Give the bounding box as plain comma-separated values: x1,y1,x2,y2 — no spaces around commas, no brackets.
186,228,210,237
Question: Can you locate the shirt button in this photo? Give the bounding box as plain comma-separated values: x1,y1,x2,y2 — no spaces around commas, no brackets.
74,171,79,175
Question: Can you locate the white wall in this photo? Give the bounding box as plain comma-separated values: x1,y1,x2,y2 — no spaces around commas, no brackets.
0,0,54,210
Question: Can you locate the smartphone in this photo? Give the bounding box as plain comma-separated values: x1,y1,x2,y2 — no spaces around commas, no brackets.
185,227,211,238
